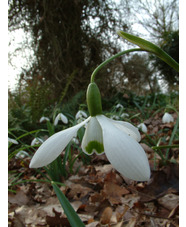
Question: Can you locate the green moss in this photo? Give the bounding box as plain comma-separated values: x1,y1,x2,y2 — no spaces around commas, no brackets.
85,140,104,154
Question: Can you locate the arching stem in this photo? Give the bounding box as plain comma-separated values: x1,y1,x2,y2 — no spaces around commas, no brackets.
90,48,146,83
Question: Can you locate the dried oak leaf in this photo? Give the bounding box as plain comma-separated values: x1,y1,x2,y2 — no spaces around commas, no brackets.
65,182,93,200
102,182,130,205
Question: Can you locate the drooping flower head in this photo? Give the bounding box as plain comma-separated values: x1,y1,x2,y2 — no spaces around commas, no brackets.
162,112,174,123
54,113,68,125
75,110,88,120
8,137,19,145
31,137,44,146
39,116,50,123
30,82,150,181
137,123,148,133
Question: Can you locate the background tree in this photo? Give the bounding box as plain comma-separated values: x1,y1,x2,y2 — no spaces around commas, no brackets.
150,30,179,91
108,53,160,95
9,0,132,120
120,0,179,91
8,0,130,98
8,0,179,123
126,0,179,41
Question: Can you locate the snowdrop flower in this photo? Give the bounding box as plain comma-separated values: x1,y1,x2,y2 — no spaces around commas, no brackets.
121,113,129,118
8,137,19,145
137,123,148,133
31,137,44,146
162,112,174,123
54,113,68,125
110,115,120,120
30,83,150,181
116,103,124,109
39,116,50,123
72,137,79,145
15,150,29,159
75,110,88,120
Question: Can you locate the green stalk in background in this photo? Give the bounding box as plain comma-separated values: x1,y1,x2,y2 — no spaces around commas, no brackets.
117,30,179,72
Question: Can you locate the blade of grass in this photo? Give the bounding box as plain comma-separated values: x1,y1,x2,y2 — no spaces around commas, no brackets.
152,144,179,150
52,181,85,227
165,117,179,161
16,129,47,140
10,179,65,187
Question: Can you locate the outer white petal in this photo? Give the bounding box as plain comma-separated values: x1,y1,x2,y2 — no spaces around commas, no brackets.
96,115,150,181
108,118,141,142
54,114,60,126
60,113,68,124
82,117,104,155
30,117,90,168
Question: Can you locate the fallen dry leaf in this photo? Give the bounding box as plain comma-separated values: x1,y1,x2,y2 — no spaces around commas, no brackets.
8,190,30,206
158,193,179,210
100,206,113,224
102,182,130,205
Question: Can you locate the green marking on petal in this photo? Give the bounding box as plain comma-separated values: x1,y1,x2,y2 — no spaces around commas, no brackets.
85,140,104,155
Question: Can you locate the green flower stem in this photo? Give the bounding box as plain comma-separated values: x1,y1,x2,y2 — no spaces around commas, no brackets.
90,48,145,83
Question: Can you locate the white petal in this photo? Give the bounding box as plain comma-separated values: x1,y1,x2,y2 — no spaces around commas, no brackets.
75,111,81,119
82,117,104,155
60,113,68,124
96,115,150,181
54,114,60,126
108,118,141,142
30,117,90,168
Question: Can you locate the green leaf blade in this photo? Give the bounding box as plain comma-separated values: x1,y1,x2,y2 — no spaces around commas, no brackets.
117,30,179,72
52,182,85,227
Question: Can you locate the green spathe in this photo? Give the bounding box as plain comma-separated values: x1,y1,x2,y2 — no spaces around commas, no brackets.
85,140,104,155
86,83,102,116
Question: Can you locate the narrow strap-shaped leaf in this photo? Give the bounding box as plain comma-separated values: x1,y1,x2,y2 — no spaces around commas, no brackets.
117,30,179,72
52,182,85,227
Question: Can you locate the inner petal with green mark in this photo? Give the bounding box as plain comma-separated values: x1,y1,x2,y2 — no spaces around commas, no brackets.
82,116,104,155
